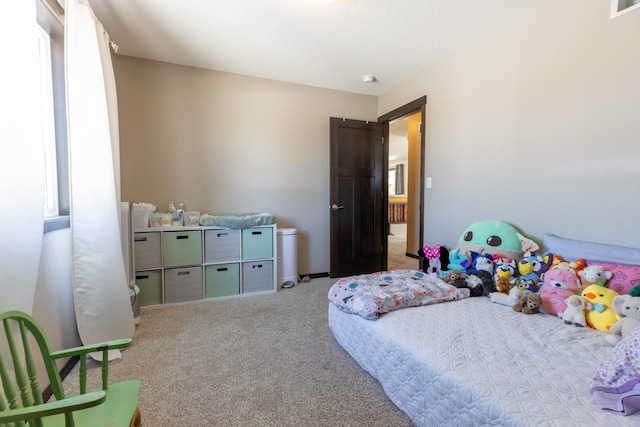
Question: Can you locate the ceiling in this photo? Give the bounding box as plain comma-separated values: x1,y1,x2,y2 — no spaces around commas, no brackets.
88,0,538,97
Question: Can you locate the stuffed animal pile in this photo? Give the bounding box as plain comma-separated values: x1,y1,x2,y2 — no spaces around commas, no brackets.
419,221,639,343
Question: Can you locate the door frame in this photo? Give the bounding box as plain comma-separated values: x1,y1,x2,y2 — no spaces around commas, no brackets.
378,96,427,268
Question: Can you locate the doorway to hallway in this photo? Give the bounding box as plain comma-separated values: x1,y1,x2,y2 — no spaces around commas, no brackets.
383,100,425,272
388,223,419,270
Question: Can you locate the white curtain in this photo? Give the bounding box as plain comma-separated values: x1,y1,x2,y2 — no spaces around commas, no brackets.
0,1,45,315
65,0,134,351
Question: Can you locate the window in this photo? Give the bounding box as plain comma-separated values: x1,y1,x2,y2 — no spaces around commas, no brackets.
37,0,69,231
37,25,58,218
388,168,396,196
611,0,640,18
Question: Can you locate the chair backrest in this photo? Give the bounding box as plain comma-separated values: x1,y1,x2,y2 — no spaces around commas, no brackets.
0,311,66,423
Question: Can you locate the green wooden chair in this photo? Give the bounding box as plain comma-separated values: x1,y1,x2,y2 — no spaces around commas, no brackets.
0,310,141,427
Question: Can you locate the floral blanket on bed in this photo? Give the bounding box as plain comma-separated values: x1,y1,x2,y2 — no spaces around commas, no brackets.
328,269,469,320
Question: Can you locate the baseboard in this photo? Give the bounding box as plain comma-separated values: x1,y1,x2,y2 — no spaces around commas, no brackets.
42,355,79,401
302,272,330,279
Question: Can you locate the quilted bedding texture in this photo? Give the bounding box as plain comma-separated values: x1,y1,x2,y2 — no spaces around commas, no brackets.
328,297,640,426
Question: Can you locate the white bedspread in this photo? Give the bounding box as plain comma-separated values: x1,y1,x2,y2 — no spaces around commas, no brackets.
328,297,640,426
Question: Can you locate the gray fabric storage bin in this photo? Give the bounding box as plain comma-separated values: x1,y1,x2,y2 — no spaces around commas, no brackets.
134,232,162,270
242,260,273,293
164,266,203,303
204,229,241,263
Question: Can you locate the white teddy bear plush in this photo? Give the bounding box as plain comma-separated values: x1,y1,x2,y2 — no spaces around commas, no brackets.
560,294,587,327
606,294,640,345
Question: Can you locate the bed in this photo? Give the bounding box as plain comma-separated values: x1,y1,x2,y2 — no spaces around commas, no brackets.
328,234,640,426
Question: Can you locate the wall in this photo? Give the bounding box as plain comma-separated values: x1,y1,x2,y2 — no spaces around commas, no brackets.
114,56,378,275
379,0,640,251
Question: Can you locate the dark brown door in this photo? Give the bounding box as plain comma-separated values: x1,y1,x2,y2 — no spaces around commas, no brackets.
329,118,384,278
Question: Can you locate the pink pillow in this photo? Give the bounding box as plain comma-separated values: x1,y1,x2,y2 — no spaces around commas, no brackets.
588,261,640,295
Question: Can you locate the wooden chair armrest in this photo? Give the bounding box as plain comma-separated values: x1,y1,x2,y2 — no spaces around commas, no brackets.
50,338,133,393
50,338,132,359
0,391,106,423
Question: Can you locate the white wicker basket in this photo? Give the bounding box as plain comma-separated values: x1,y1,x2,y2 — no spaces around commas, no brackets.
132,203,156,229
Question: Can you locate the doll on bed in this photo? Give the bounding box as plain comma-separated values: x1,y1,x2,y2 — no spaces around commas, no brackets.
419,244,449,276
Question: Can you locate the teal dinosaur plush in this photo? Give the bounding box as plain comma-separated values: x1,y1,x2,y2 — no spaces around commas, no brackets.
456,220,539,261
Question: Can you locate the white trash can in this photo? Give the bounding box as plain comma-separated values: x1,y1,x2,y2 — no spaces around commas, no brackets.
277,228,298,287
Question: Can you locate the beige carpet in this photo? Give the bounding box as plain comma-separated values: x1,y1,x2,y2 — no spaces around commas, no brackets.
62,278,415,426
388,223,419,271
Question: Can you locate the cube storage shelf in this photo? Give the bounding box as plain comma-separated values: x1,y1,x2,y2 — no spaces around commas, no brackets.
133,224,276,306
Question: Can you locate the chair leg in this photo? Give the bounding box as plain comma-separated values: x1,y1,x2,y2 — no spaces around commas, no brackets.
130,407,142,427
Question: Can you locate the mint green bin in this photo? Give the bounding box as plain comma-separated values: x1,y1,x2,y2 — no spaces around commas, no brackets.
135,270,163,306
242,227,273,260
205,263,240,298
163,230,203,268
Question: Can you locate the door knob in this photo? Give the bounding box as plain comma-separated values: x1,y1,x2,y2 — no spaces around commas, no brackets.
330,204,344,210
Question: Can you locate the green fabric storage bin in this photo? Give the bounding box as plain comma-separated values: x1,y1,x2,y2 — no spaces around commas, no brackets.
205,263,240,298
242,227,273,260
135,270,163,306
163,230,203,268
